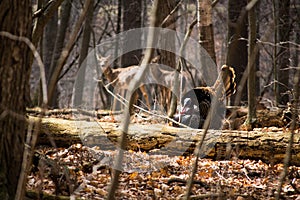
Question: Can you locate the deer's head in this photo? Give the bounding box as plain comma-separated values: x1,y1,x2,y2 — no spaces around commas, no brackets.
97,54,112,76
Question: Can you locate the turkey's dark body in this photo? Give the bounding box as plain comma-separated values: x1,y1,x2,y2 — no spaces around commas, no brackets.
178,88,224,129
173,65,236,129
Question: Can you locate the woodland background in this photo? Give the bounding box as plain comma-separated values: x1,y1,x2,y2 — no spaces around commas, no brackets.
0,0,300,199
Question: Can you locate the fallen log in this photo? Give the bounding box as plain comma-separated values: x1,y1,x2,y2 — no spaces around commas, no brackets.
31,116,300,166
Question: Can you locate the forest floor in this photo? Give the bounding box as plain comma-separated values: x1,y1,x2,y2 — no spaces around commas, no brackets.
25,108,300,200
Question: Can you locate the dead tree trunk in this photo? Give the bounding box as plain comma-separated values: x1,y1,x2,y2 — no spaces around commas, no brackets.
35,117,300,166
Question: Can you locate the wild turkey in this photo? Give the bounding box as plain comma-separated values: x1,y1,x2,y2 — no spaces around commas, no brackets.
174,65,236,129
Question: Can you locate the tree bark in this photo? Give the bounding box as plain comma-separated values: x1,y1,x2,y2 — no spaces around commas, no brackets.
0,0,32,199
276,0,290,105
198,0,217,64
246,0,257,128
121,0,142,67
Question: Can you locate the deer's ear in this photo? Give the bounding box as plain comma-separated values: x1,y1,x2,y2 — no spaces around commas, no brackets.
98,55,111,67
103,55,111,61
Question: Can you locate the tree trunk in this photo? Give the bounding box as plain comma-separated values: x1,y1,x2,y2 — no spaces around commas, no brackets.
47,0,72,108
114,0,122,67
41,2,58,106
0,0,32,199
43,2,58,77
246,0,257,129
156,0,177,112
227,0,248,104
73,0,94,107
197,0,217,64
156,0,176,66
276,0,290,105
121,0,142,67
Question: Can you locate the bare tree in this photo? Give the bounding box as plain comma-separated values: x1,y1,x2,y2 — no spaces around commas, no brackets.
47,0,72,107
246,0,257,128
47,0,92,107
0,0,32,199
30,0,65,106
40,2,58,107
42,1,58,77
73,0,95,107
32,0,64,46
156,0,177,112
121,0,142,67
227,0,248,103
197,0,217,64
275,0,290,105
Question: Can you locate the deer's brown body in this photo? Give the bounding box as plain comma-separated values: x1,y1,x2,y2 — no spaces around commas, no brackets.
99,55,195,114
101,61,151,111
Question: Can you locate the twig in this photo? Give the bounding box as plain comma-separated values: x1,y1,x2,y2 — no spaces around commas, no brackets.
257,39,300,50
211,0,220,7
58,53,80,81
167,178,206,187
98,79,192,129
187,193,225,199
32,0,54,19
160,0,182,28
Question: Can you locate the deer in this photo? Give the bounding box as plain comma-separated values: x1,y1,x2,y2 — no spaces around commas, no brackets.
97,55,197,120
98,55,151,114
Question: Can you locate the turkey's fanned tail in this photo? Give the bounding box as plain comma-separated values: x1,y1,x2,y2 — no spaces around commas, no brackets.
213,65,236,98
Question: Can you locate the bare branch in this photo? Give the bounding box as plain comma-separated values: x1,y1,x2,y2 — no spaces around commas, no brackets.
234,22,274,106
245,0,260,11
211,0,220,7
184,75,222,200
32,0,54,19
98,78,192,129
160,0,182,27
257,39,300,50
168,19,197,117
